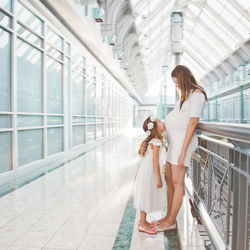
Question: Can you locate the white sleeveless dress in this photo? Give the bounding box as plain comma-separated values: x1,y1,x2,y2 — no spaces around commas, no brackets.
133,138,166,213
165,92,205,167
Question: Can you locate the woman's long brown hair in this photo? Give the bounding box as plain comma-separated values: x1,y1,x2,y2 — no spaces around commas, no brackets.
171,65,208,109
138,116,164,156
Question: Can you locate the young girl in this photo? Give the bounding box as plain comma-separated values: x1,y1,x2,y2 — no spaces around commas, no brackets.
133,115,166,234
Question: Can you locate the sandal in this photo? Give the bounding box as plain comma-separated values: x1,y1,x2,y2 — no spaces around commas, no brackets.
138,224,157,234
156,222,177,232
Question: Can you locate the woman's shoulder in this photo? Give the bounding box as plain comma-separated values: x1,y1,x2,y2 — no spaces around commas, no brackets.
191,88,203,94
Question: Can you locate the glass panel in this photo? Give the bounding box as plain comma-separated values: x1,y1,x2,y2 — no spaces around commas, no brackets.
18,115,42,127
17,23,42,48
65,42,70,56
86,117,95,123
244,88,250,123
0,11,11,27
16,1,43,35
47,116,63,125
71,47,84,66
46,57,62,114
96,81,103,116
17,39,42,112
86,124,95,142
0,132,11,174
72,72,84,115
86,82,95,115
96,124,103,138
72,125,85,146
0,28,10,111
0,0,12,12
46,45,63,60
96,117,103,122
46,27,63,50
72,116,84,124
47,127,63,156
18,129,43,166
72,63,85,75
0,114,11,128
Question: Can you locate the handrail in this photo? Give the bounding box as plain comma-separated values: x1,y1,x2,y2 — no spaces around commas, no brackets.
197,122,250,143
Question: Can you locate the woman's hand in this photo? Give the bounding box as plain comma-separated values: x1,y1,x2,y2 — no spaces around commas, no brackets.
178,152,186,168
157,178,163,188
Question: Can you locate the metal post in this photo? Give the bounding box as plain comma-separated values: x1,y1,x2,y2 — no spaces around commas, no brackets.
11,0,17,170
215,95,218,122
240,85,244,123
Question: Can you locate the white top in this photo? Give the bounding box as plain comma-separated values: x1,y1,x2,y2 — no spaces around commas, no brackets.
164,91,205,167
189,92,206,117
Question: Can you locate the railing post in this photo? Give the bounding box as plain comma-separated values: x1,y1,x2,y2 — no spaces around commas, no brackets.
215,95,218,122
240,85,244,123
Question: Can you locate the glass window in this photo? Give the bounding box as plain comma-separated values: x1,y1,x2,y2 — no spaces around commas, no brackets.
46,45,63,61
65,42,70,56
18,115,42,127
46,27,63,50
47,116,63,125
0,115,11,128
18,129,43,166
0,132,11,174
71,47,85,66
72,125,85,146
17,23,42,48
96,80,103,116
17,39,42,113
72,116,84,124
72,72,85,115
1,0,12,12
0,28,11,112
86,81,95,116
96,124,103,138
16,1,43,35
0,10,11,27
86,124,95,142
47,127,63,156
46,57,63,114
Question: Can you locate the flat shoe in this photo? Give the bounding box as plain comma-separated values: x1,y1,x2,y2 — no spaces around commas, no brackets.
138,225,157,234
156,222,177,232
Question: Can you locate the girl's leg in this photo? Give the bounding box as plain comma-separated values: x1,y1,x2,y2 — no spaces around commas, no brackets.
157,161,173,223
158,164,186,229
140,210,147,226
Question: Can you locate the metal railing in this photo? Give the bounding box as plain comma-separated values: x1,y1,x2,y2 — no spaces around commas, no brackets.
186,122,250,250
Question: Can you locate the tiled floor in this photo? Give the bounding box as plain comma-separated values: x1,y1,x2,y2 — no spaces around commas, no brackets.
0,129,205,249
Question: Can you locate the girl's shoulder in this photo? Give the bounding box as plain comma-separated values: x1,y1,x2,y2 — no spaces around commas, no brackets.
149,138,162,147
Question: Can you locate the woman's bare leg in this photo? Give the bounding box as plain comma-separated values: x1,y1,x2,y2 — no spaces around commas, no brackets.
157,161,174,223
158,164,186,229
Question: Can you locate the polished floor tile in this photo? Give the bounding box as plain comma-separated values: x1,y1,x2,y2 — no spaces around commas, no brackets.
0,129,206,249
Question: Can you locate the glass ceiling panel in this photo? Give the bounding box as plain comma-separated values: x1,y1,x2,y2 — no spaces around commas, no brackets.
183,31,221,62
184,43,213,69
200,11,238,49
181,53,206,77
189,28,226,58
208,1,244,36
187,4,201,16
195,23,230,54
233,0,250,11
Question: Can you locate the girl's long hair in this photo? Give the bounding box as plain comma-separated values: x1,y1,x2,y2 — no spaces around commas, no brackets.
138,116,164,156
171,65,208,109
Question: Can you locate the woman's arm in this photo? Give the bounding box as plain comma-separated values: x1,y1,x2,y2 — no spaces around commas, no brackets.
178,90,205,167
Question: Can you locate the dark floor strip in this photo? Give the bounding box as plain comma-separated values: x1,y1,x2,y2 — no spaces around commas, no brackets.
164,229,181,250
112,191,137,250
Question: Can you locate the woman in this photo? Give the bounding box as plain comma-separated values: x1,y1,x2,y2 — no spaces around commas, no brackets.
157,65,207,231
